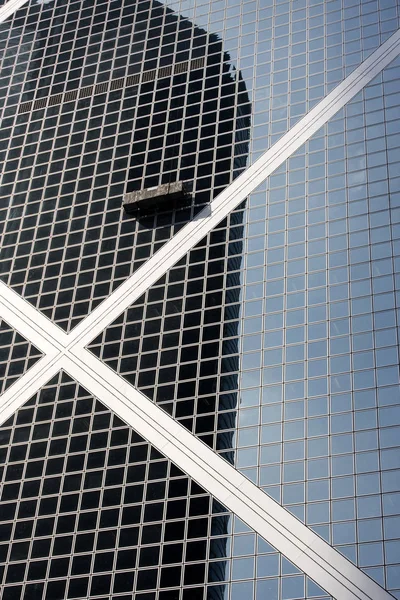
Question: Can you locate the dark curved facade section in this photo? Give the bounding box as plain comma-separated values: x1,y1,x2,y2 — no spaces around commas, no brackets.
0,0,251,598
0,0,250,331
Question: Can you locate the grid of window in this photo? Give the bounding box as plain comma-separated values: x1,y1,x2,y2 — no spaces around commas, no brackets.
88,204,245,463
234,56,400,598
169,0,400,162
89,55,400,597
0,318,42,395
2,0,400,334
1,0,400,598
0,371,332,600
0,0,250,331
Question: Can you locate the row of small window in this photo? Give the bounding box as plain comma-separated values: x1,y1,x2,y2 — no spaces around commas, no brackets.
6,226,398,274
1,416,181,446
260,488,400,524
7,0,385,50
248,187,394,213
9,5,208,35
244,179,399,211
237,441,400,472
253,99,398,137
0,195,187,224
11,214,400,264
125,373,399,411
1,144,247,182
0,32,373,100
91,316,397,351
252,160,400,189
242,359,400,389
1,141,247,168
243,294,399,319
0,174,234,205
3,95,248,131
288,496,400,528
89,300,399,337
260,184,396,214
243,260,399,284
256,465,399,499
0,216,193,246
245,205,400,231
271,143,399,178
244,271,398,294
0,155,246,187
0,245,166,274
258,379,391,418
2,109,248,144
0,553,329,586
242,348,400,372
7,38,356,86
0,540,299,576
238,223,400,250
0,573,334,600
230,43,388,75
242,460,400,492
241,359,400,386
0,245,163,273
2,402,132,431
0,486,225,521
8,252,399,298
6,135,394,183
236,424,398,453
242,295,399,320
176,0,389,22
0,513,231,548
242,334,399,358
3,73,243,110
93,357,394,392
222,26,396,55
6,235,396,285
92,330,399,371
245,268,398,295
227,15,398,40
205,0,393,21
128,353,396,387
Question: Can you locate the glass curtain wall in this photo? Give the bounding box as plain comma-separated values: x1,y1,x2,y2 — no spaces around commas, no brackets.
1,0,400,599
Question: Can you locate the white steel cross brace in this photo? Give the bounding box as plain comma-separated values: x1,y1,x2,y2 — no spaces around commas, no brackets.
0,282,393,600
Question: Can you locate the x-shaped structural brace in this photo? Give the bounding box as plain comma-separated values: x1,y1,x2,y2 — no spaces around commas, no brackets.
1,25,400,600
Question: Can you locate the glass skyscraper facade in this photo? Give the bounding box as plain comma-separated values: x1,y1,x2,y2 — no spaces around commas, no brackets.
0,0,400,599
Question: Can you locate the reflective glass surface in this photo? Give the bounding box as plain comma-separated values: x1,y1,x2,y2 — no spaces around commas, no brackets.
1,0,400,597
0,318,42,395
170,0,400,162
0,372,332,600
234,55,400,597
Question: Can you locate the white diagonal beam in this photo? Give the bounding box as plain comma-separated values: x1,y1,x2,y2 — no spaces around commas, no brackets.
0,283,67,424
0,282,69,352
65,27,400,350
0,353,61,425
0,0,29,24
0,282,394,600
